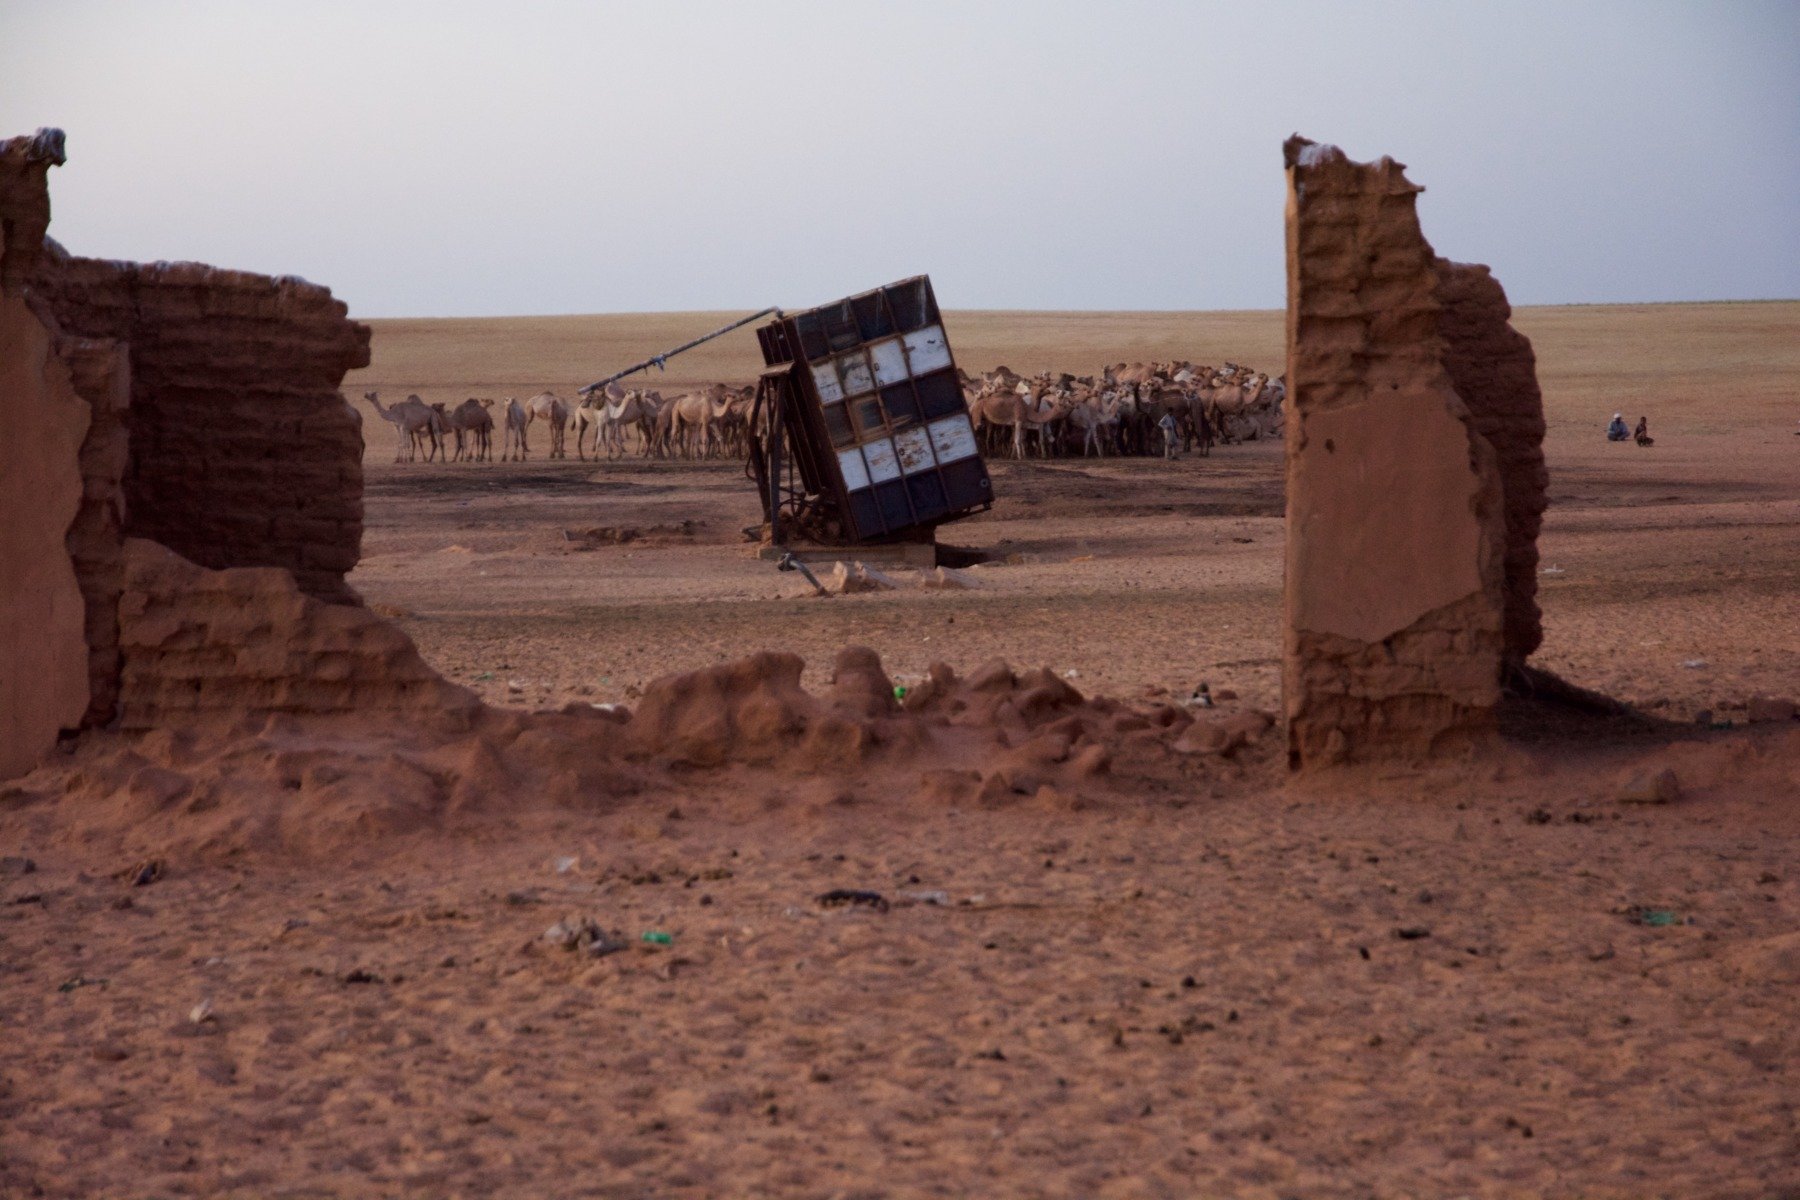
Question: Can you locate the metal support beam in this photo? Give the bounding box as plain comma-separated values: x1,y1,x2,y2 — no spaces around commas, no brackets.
578,307,783,396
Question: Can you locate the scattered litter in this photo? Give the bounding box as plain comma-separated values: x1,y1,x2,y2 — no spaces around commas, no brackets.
506,680,526,695
58,975,102,993
1622,906,1682,927
542,916,628,957
188,998,216,1025
474,672,494,682
1540,564,1565,576
1063,669,1080,680
118,859,164,887
893,685,908,701
641,930,674,946
1681,660,1708,670
553,856,579,875
1188,682,1215,709
816,889,890,913
897,890,950,906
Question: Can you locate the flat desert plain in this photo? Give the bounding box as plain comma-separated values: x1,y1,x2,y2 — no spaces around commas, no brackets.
3,303,1798,1198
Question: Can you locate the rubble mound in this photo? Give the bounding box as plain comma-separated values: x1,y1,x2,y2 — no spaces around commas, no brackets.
5,644,1283,861
117,538,481,731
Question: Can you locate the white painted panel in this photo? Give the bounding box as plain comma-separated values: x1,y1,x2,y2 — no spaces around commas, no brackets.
837,446,870,491
894,425,935,475
869,337,910,387
811,362,844,404
903,324,952,374
928,414,978,463
839,351,874,397
862,436,901,483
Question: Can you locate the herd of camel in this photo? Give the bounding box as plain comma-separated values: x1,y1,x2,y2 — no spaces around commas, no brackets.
963,361,1283,458
358,360,1283,465
360,386,754,464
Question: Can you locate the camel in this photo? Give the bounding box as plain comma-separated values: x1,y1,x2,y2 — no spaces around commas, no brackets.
435,398,495,462
600,389,656,458
1066,393,1123,457
523,391,569,459
570,384,623,461
969,388,1056,459
501,397,530,461
656,389,734,459
363,391,442,462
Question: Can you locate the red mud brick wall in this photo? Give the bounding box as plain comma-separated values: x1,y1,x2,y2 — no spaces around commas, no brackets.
31,246,371,604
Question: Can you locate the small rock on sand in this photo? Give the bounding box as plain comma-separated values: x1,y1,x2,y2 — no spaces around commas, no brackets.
826,561,897,594
1617,767,1681,805
918,566,975,590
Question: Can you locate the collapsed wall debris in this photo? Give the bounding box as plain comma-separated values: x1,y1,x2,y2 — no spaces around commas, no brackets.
117,539,481,732
1281,136,1549,768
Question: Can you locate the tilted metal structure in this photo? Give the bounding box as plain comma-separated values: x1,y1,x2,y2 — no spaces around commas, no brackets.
749,275,993,546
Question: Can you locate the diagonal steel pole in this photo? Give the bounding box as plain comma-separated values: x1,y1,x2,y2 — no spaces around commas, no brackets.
578,307,783,396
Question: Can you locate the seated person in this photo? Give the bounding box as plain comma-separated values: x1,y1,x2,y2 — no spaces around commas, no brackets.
1607,412,1629,441
1634,416,1653,446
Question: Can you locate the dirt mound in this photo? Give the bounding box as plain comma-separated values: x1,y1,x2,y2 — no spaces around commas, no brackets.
4,646,1286,862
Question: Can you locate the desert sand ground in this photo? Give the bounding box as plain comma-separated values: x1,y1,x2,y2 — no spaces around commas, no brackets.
4,303,1798,1198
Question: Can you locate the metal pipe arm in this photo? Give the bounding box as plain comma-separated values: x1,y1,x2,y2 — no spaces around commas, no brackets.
578,307,782,396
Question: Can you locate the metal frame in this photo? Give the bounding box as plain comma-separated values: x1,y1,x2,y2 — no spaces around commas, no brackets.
753,276,991,546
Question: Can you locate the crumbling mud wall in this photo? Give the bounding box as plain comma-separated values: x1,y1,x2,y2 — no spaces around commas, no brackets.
1282,137,1513,768
0,294,92,778
1434,260,1548,665
59,335,132,726
2,127,382,782
117,539,480,732
31,247,370,603
0,129,62,294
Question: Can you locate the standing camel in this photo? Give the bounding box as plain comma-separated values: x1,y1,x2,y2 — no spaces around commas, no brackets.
363,392,441,462
523,391,570,459
501,397,530,461
601,389,653,458
435,398,495,462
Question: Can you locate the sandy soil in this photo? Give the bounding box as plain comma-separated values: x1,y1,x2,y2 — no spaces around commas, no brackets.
3,303,1798,1198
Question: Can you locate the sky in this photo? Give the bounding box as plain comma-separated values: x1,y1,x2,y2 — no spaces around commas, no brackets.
3,1,1797,318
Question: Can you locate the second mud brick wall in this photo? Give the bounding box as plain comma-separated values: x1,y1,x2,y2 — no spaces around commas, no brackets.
31,246,371,603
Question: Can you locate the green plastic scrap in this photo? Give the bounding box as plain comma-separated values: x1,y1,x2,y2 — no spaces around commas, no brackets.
893,686,907,700
640,930,673,946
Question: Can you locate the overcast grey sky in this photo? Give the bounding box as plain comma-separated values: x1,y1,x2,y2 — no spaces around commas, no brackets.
4,1,1796,317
